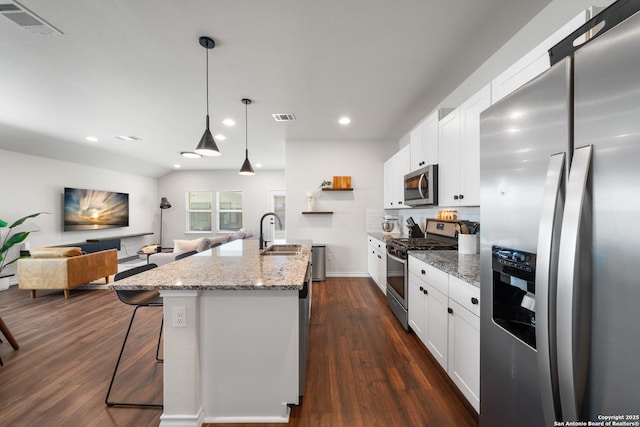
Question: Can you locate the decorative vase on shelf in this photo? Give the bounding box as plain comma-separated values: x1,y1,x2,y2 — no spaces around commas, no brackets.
306,192,314,211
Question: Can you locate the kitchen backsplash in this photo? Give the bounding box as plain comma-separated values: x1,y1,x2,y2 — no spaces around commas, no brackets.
366,207,480,235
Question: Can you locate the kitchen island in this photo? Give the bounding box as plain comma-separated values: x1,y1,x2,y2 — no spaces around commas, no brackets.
110,239,312,426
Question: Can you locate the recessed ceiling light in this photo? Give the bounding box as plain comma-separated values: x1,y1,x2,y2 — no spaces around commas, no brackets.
85,136,98,142
115,135,143,141
174,164,181,168
214,134,226,141
222,119,235,127
181,151,202,158
338,117,351,125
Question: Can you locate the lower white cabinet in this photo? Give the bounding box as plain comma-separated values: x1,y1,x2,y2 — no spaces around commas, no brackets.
408,255,480,412
367,236,387,295
447,299,480,412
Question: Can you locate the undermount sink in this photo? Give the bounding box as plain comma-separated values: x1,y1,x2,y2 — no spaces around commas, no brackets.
260,244,302,256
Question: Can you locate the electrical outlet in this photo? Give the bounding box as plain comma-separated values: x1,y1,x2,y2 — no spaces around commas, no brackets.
326,252,333,262
172,306,187,328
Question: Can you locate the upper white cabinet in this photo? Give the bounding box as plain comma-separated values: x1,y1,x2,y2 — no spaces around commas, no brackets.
383,145,410,209
492,8,599,103
410,109,452,172
438,84,491,207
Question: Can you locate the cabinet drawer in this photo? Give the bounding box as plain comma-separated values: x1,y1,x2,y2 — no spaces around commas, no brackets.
449,275,480,317
409,257,448,295
368,236,385,250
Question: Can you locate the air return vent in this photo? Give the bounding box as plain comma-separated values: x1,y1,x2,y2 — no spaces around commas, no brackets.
0,1,62,35
272,113,296,122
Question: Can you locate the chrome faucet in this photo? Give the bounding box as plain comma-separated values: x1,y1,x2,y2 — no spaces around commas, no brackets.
259,212,282,250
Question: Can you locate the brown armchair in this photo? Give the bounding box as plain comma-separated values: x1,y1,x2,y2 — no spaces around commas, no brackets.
17,247,118,298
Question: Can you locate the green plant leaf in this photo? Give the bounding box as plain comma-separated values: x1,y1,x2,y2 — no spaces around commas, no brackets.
1,231,30,253
8,212,47,229
0,220,7,228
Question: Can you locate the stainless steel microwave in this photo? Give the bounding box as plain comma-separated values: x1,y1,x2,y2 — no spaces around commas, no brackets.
404,164,438,206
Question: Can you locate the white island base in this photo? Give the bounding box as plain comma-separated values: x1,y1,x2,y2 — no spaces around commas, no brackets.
159,289,300,426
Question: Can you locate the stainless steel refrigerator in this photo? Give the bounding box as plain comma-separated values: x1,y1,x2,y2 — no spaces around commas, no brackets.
479,2,640,426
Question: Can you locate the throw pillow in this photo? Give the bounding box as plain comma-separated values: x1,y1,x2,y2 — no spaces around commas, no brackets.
30,247,83,258
173,238,204,253
205,235,229,249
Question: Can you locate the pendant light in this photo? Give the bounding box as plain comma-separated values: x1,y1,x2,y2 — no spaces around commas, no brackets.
194,36,221,156
239,98,255,175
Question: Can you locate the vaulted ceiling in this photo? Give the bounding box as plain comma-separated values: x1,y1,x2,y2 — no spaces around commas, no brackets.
0,0,551,177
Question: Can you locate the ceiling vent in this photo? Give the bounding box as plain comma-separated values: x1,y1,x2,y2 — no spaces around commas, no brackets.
0,1,62,35
272,113,296,122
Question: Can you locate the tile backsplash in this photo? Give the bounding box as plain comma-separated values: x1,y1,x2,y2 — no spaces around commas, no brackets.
367,206,480,236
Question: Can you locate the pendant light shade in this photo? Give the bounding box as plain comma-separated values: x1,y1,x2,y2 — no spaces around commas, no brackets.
194,36,221,157
239,98,255,175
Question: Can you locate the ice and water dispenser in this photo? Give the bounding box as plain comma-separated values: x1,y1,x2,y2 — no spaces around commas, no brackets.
491,246,537,348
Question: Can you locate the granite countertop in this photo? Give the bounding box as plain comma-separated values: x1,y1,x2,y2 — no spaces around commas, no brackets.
109,239,312,291
409,250,480,288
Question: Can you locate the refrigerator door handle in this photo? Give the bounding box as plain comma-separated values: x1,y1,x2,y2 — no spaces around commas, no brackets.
556,145,593,421
535,152,566,425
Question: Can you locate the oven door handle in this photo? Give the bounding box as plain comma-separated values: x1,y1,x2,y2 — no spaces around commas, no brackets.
387,252,407,265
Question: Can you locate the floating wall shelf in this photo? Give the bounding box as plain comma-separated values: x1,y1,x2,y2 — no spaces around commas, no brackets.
321,188,353,191
302,211,333,215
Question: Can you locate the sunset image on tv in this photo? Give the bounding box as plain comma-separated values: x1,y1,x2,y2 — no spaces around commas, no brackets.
64,188,129,231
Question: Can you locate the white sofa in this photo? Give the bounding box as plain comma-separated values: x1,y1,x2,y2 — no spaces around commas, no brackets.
149,229,253,266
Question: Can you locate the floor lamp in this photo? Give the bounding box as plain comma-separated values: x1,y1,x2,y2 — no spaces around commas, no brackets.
159,197,171,249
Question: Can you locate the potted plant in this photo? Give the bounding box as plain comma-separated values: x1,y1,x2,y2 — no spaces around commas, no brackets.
320,180,332,189
0,212,46,290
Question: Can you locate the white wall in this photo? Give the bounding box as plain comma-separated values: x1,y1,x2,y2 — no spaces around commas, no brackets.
0,149,158,274
157,169,285,246
285,139,396,276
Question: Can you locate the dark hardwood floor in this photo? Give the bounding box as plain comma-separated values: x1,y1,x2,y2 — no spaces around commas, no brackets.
0,278,477,427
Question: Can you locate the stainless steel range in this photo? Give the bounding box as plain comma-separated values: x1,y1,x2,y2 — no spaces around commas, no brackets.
386,219,459,330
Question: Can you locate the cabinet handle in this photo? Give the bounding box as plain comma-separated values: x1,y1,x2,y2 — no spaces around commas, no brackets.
459,194,464,200
423,289,428,295
448,307,453,314
419,286,424,291
471,297,479,305
453,195,459,200
421,269,425,275
378,255,381,259
398,201,402,205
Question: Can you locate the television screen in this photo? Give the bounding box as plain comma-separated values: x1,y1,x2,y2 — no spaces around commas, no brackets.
63,187,129,231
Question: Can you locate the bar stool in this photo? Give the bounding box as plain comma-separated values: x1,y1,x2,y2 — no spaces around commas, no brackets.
105,263,163,408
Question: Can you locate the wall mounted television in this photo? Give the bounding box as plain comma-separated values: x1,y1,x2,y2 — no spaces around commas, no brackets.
63,187,129,231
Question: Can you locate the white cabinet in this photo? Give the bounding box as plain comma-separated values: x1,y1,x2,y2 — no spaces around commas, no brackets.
448,299,480,412
408,255,480,412
367,236,386,295
438,84,491,207
383,145,410,209
425,282,449,370
447,275,480,412
410,109,451,172
408,260,449,370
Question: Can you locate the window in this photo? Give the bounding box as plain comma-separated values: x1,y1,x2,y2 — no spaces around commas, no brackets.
217,191,243,231
186,191,212,232
269,190,286,242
